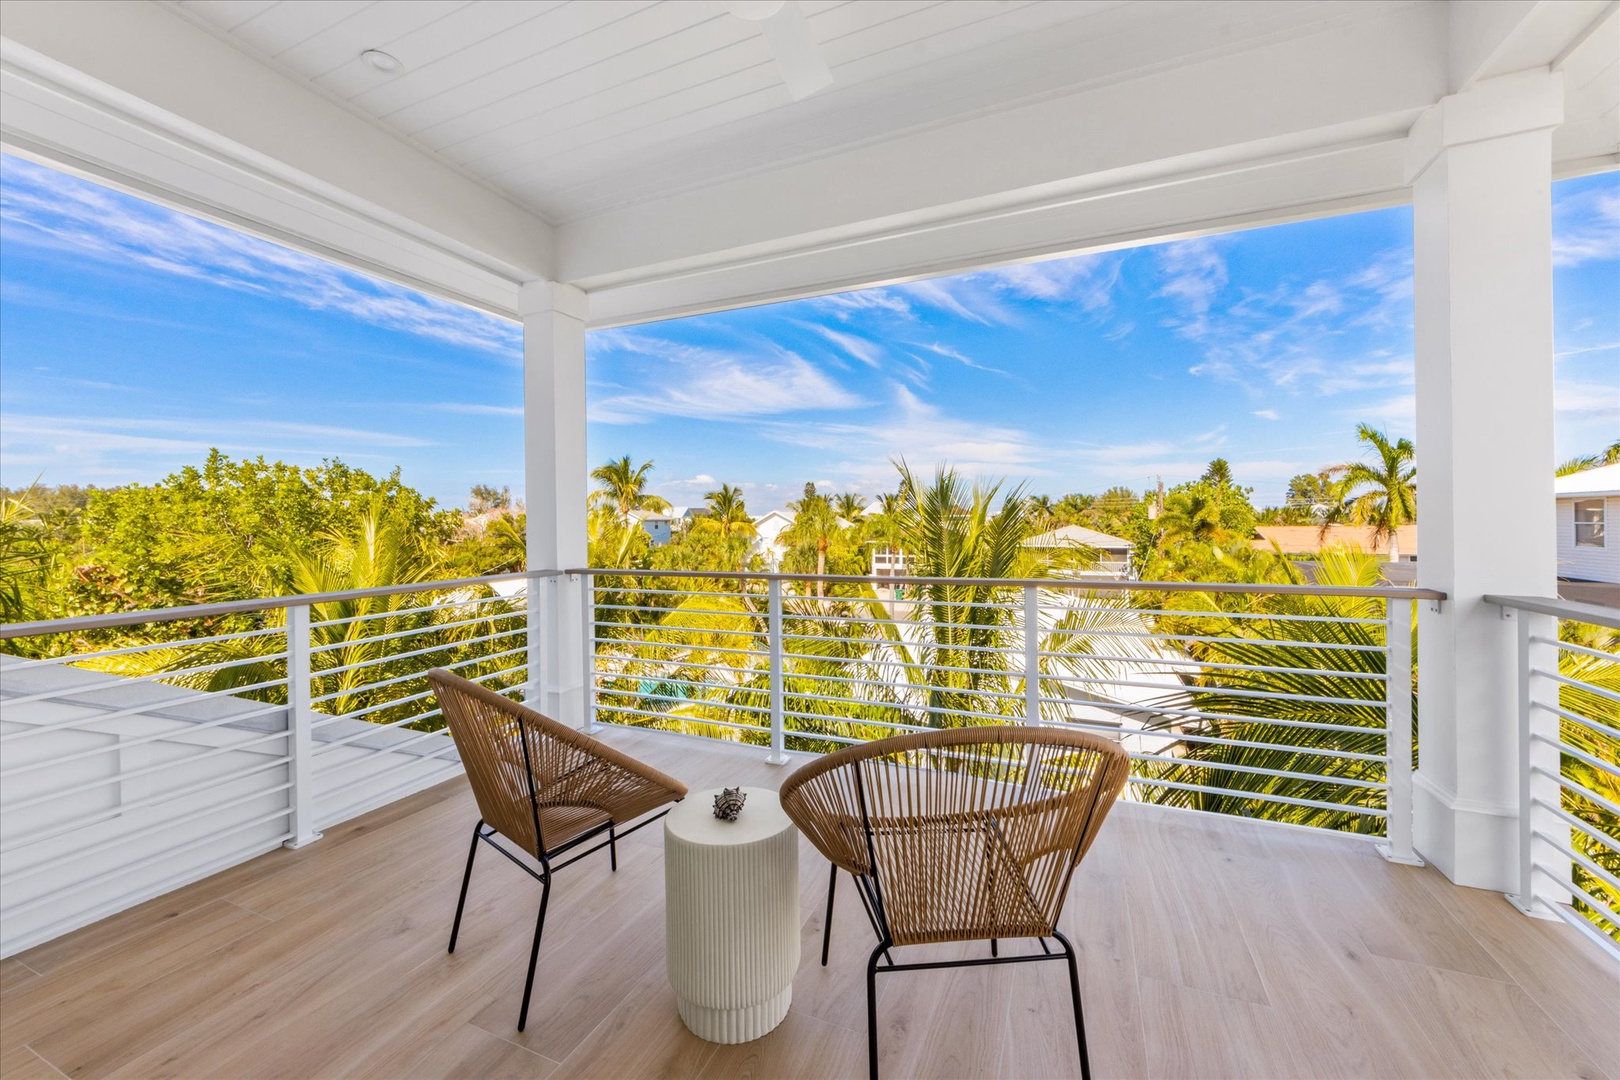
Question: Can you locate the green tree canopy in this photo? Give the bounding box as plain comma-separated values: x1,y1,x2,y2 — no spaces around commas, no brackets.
70,451,452,611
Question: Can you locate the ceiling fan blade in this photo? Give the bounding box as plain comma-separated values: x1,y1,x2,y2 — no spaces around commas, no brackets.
755,2,834,100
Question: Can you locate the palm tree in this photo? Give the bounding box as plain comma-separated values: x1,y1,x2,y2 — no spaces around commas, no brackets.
1136,547,1403,832
833,492,867,522
590,456,670,518
1026,494,1057,532
1327,424,1416,559
1557,439,1620,476
1157,486,1227,545
782,483,843,596
698,484,757,569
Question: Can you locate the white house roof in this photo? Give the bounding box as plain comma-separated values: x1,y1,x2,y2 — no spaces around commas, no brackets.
1026,524,1132,552
1555,464,1620,498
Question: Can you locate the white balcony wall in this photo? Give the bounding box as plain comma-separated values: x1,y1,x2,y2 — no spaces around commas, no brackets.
0,658,463,957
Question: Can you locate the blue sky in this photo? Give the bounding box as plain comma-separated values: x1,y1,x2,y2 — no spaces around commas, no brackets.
1,153,1615,511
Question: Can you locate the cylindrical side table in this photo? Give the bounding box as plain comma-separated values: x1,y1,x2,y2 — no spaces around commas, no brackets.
664,786,800,1043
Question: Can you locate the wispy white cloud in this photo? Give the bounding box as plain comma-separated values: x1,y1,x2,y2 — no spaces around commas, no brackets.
588,331,864,424
420,402,524,417
1252,409,1280,421
803,323,884,368
750,383,1042,491
0,156,521,355
1556,380,1620,415
1553,186,1620,267
0,413,435,482
1156,238,1228,327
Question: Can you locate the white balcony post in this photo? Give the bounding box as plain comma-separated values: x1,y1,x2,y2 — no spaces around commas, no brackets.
766,578,787,764
524,572,547,707
1407,70,1562,891
1378,598,1421,865
521,280,590,727
1023,585,1041,726
581,573,599,733
1510,610,1570,916
284,603,321,848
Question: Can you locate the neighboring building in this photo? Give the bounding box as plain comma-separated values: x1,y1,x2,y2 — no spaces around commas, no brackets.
751,510,794,567
1025,524,1134,579
1253,524,1419,562
629,508,677,546
870,547,908,578
1556,463,1619,585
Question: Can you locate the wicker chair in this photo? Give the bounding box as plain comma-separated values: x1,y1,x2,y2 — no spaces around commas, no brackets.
779,726,1129,1080
428,669,687,1032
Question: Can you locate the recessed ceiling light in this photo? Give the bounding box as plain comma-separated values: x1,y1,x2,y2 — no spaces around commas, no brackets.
361,49,401,74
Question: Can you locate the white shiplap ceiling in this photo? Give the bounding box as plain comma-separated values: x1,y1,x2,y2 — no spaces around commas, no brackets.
163,0,1425,225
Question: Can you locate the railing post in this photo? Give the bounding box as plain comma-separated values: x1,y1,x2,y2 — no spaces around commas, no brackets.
284,603,321,848
1023,585,1041,726
1510,609,1568,917
524,572,547,707
766,578,787,764
581,573,599,733
1377,597,1421,865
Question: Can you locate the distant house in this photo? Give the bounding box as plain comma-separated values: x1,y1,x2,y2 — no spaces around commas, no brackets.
1556,463,1619,584
751,510,794,567
1253,524,1419,562
1025,524,1134,579
629,506,708,546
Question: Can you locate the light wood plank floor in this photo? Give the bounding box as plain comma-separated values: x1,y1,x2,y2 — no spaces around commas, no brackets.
3,728,1615,1079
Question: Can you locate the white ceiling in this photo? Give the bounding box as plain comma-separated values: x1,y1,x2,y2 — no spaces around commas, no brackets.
163,0,1435,225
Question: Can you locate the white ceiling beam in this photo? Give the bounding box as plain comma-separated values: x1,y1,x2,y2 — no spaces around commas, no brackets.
0,0,554,302
560,2,1448,321
1448,0,1616,92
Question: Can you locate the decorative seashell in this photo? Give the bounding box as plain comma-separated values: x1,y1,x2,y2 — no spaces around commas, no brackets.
712,786,747,821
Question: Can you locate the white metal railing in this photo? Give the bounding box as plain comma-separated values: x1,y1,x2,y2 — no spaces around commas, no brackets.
574,568,1440,857
1489,594,1620,958
0,570,554,956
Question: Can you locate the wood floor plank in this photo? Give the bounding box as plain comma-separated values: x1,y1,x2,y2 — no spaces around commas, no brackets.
697,1008,864,1080
1059,861,1149,1079
547,966,719,1080
1137,975,1314,1080
0,956,41,998
1406,863,1620,1072
1213,830,1435,1079
1372,953,1611,1080
371,1023,558,1080
7,731,1612,1080
0,1044,68,1080
1119,809,1271,1006
1,899,271,1054
1331,842,1513,982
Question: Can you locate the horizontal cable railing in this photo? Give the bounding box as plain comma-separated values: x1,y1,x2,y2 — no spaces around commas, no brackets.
0,571,555,956
576,568,1440,860
1489,595,1620,958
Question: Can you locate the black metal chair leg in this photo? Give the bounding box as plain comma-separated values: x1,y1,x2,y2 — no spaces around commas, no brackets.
609,824,618,872
990,937,998,957
821,862,838,967
447,819,482,953
866,939,889,1080
516,875,552,1032
1053,930,1091,1080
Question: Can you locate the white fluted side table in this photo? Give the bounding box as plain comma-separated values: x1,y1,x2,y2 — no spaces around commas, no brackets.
664,786,799,1043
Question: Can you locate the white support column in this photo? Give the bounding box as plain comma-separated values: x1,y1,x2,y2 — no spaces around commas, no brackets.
521,281,590,727
1407,70,1562,891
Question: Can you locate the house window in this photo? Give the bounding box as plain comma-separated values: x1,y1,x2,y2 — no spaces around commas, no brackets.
1574,499,1606,547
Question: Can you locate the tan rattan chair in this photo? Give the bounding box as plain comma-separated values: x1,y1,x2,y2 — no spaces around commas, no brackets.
429,669,687,1032
779,726,1129,1080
